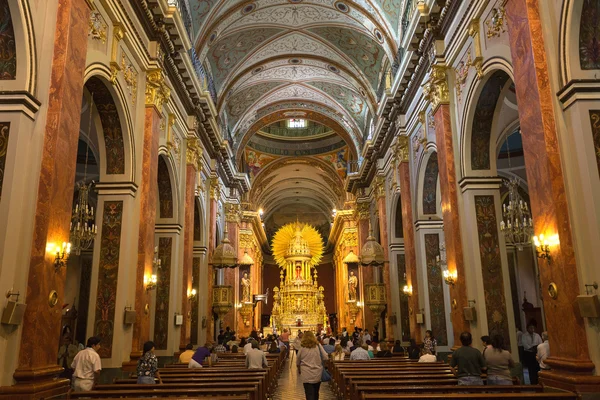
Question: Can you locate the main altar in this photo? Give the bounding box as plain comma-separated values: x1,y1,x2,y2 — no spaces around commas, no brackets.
270,222,328,334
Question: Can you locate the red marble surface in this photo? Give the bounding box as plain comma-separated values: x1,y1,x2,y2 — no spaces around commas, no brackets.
399,162,421,342
356,217,370,330
377,196,394,340
223,221,238,332
506,0,597,383
2,0,90,395
180,164,196,351
434,104,470,347
206,198,217,342
130,107,160,360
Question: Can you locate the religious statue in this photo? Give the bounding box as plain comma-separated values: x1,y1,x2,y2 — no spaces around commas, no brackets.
348,270,358,301
295,261,302,280
241,272,251,303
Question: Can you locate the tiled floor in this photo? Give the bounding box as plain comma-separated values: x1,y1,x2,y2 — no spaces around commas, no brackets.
272,358,337,400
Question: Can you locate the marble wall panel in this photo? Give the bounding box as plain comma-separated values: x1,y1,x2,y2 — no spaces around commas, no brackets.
424,233,448,346
423,153,438,215
93,201,123,358
0,2,16,80
157,157,173,218
474,195,510,343
154,237,172,350
0,122,9,198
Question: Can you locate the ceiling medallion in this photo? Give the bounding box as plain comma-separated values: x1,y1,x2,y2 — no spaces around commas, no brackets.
335,1,349,13
252,66,264,74
327,64,340,73
241,2,257,15
289,58,302,64
374,29,384,43
208,32,217,45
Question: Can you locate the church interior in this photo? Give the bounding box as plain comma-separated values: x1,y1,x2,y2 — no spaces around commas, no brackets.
1,0,600,398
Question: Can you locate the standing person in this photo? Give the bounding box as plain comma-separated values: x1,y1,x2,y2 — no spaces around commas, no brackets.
423,330,437,356
372,327,379,343
293,332,303,355
449,332,486,385
189,342,212,368
296,331,328,400
363,329,371,343
522,324,542,384
179,343,195,364
341,327,348,338
137,341,161,384
71,336,102,392
246,341,269,369
280,328,290,351
484,334,515,385
536,332,550,372
481,335,492,356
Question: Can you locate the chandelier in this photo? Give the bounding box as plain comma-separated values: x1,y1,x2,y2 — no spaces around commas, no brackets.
499,130,533,251
69,93,98,255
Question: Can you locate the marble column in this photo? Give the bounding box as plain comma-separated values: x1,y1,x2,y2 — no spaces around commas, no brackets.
0,0,90,397
505,0,600,392
180,146,200,353
224,214,239,331
355,201,371,330
205,178,219,341
396,138,421,343
375,179,395,341
126,70,169,366
424,66,470,348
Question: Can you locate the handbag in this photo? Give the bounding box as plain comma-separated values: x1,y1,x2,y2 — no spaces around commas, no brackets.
321,366,331,382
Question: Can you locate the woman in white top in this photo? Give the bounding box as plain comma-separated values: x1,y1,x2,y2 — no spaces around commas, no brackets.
296,331,328,400
332,344,345,361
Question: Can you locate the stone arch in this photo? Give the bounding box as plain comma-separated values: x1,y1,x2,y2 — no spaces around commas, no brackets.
0,0,36,93
83,75,134,182
156,154,176,220
393,193,404,239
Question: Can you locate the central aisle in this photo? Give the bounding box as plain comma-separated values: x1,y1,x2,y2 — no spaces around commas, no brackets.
272,357,337,400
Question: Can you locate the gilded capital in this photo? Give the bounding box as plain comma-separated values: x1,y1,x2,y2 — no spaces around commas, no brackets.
374,175,386,199
423,65,449,112
145,69,171,110
209,177,221,200
356,201,371,220
225,203,241,223
395,135,410,163
186,138,203,171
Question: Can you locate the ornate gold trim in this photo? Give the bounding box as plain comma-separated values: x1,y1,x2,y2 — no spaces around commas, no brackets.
423,65,449,112
145,69,171,110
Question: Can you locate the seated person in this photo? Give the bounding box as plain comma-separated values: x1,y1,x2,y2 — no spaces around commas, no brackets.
450,332,486,385
418,348,437,362
246,341,268,369
406,339,420,360
349,344,371,360
322,338,336,354
375,341,393,358
392,340,405,355
178,343,194,364
189,342,212,368
268,341,281,354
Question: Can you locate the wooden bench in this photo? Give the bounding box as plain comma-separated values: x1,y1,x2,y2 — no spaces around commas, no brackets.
360,393,577,400
68,387,256,399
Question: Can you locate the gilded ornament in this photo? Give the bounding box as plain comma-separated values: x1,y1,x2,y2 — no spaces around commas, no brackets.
374,175,386,199
427,109,436,130
209,177,221,200
88,10,107,43
356,201,370,220
485,6,507,39
423,65,449,111
145,69,171,110
120,53,138,104
224,203,240,223
186,137,202,170
395,135,410,163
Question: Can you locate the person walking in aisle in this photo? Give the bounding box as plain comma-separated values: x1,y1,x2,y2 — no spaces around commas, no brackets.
296,331,328,400
71,336,102,391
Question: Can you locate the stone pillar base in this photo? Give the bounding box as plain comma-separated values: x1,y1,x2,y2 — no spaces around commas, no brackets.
122,351,143,372
540,371,600,397
0,365,69,400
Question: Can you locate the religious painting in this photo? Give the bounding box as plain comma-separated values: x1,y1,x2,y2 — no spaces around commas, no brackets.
474,195,510,343
588,110,600,178
157,157,174,218
0,2,16,80
154,237,172,350
93,201,123,358
422,152,438,215
0,122,10,199
317,147,348,179
244,148,276,179
580,0,600,69
424,233,448,346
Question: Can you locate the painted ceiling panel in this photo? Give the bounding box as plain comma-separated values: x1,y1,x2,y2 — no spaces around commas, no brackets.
309,27,385,90
207,27,284,91
307,81,368,130
225,81,285,127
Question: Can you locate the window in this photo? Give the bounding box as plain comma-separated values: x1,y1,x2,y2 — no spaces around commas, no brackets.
288,119,306,128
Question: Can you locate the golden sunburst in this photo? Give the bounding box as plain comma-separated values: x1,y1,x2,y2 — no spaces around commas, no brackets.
271,222,324,268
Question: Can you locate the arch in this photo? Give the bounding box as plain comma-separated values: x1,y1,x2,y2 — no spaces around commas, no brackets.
578,0,600,70
422,152,439,216
157,155,175,219
393,194,404,239
0,0,36,93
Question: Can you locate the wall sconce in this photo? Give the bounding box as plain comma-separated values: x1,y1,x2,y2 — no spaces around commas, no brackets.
187,288,197,300
402,284,413,297
533,234,552,263
443,269,457,285
144,274,157,291
356,301,363,307
48,242,71,271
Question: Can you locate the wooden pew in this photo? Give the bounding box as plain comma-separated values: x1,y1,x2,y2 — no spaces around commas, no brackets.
360,393,577,400
355,384,543,399
68,387,256,399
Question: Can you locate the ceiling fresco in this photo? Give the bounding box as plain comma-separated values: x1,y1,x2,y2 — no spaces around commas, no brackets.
225,81,285,128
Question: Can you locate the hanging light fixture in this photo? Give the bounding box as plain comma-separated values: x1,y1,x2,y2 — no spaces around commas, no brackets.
239,249,255,266
210,224,238,268
499,129,534,251
360,221,385,266
70,93,98,255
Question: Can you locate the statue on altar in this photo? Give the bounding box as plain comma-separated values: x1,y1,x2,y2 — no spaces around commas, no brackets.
270,222,328,333
241,272,251,303
348,270,358,301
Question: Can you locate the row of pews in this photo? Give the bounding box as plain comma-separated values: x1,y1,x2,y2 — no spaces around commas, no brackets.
328,356,577,400
67,352,285,400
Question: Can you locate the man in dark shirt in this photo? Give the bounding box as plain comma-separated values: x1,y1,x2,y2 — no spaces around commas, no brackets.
450,332,486,385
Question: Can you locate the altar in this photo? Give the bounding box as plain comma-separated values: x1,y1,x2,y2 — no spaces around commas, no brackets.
270,222,328,334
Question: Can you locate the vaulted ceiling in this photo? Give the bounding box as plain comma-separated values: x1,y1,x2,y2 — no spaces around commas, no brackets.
190,0,400,235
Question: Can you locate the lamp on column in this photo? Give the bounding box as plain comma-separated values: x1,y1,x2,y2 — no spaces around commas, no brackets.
145,246,161,291
499,130,534,251
70,92,98,255
359,221,386,266
436,242,457,285
210,224,238,268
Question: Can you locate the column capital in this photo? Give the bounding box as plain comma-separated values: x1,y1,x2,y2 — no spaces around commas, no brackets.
145,69,170,111
423,65,450,112
356,201,371,220
394,135,410,163
186,137,203,171
209,177,221,200
224,202,241,223
374,175,386,199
